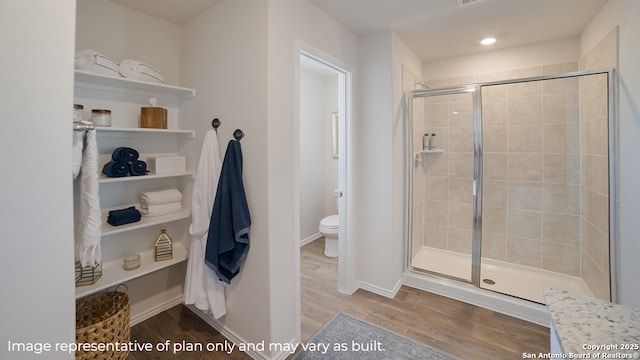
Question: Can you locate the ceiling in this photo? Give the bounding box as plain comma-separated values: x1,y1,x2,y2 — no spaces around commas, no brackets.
110,0,608,61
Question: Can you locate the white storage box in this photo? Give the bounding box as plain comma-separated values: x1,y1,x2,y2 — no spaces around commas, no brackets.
148,156,186,174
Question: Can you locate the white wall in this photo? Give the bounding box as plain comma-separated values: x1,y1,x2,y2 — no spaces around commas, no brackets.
0,0,76,359
581,0,640,309
267,0,359,354
299,69,339,242
75,0,182,85
422,36,580,80
181,0,271,353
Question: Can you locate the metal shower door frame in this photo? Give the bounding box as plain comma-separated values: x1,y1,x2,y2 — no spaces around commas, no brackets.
405,68,617,301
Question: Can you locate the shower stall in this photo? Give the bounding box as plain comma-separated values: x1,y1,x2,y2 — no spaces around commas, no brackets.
404,69,615,310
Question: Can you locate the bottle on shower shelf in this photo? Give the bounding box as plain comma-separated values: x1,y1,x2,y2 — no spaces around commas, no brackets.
423,133,430,150
429,133,437,150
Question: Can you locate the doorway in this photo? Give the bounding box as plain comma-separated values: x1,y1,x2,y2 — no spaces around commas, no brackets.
296,48,354,340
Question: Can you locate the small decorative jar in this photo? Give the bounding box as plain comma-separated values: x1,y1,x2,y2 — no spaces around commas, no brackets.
91,109,112,127
73,104,84,122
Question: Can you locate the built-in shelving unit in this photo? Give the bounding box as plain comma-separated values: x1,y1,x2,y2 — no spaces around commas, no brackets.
73,70,195,298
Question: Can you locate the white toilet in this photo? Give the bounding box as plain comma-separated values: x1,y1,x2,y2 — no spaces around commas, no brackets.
319,190,340,257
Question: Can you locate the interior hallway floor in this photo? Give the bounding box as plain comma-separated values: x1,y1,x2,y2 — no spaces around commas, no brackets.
300,238,550,360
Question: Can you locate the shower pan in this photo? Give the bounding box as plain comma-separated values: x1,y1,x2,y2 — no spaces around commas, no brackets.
404,69,616,309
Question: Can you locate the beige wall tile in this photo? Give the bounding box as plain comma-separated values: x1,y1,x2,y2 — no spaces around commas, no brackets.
508,154,543,182
484,153,509,180
424,200,448,226
482,206,507,235
543,154,580,184
585,117,609,156
542,61,579,75
542,77,579,94
448,227,472,254
507,235,542,267
482,125,508,152
583,219,610,274
481,231,506,261
424,102,449,127
448,152,474,178
542,242,580,276
424,153,449,176
508,209,542,239
449,178,473,204
483,180,508,207
508,96,542,125
581,250,611,301
508,124,543,153
543,183,581,215
482,98,508,125
424,224,447,250
543,92,579,124
449,203,473,230
425,176,448,201
543,123,580,154
449,101,473,127
543,213,580,245
449,126,474,152
586,154,609,195
585,188,609,234
508,181,543,211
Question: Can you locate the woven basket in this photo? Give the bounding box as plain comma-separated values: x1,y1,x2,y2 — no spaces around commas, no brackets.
75,285,130,360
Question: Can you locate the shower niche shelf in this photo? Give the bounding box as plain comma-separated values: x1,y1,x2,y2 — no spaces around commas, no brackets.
418,149,444,154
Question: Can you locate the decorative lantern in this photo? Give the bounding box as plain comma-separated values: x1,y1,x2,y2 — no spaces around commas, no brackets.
154,227,173,261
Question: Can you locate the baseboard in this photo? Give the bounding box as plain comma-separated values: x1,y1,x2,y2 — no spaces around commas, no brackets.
355,278,402,299
402,271,550,327
130,295,184,326
300,233,322,247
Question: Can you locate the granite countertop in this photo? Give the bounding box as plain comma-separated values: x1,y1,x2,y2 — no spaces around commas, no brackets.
544,288,640,357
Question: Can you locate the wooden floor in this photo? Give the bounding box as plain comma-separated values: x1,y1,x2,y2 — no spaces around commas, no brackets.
129,238,549,359
300,238,550,360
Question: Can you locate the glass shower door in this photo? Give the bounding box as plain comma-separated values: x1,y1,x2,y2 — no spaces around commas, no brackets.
409,88,476,283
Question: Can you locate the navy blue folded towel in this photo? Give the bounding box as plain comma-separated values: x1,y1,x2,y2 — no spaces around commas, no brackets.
129,160,148,176
205,140,251,284
102,161,129,177
111,147,139,162
107,206,141,226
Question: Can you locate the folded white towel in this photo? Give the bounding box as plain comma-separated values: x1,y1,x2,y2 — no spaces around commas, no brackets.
76,128,101,267
119,59,165,83
141,202,182,217
139,189,182,207
72,130,84,179
74,49,120,77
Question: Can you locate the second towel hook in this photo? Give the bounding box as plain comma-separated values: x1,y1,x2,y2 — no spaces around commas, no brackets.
233,129,244,141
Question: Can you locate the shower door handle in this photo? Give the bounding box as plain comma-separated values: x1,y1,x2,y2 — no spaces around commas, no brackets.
472,180,477,196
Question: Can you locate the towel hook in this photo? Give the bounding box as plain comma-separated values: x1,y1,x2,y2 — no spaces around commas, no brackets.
233,129,244,141
211,118,221,131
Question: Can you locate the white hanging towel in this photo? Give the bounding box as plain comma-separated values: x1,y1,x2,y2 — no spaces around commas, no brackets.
75,127,101,267
184,129,226,319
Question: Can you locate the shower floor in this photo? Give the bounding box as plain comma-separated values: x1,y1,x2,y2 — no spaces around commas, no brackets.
412,246,593,303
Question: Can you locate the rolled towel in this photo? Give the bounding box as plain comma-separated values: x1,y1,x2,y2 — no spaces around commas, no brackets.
141,202,182,217
140,189,182,207
75,49,120,77
119,59,165,83
107,206,141,226
102,161,129,177
111,147,139,162
129,160,148,176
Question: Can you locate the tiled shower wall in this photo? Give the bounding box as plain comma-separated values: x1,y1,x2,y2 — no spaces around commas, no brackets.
412,59,611,300
579,28,616,301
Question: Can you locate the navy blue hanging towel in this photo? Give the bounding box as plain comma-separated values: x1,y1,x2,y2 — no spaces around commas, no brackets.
205,140,251,284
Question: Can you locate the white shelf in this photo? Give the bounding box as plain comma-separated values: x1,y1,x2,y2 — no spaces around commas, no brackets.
419,149,444,154
101,205,190,236
96,127,195,137
99,171,194,184
75,242,189,299
74,70,195,99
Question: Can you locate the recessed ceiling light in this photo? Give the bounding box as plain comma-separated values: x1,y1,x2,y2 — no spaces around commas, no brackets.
481,37,496,45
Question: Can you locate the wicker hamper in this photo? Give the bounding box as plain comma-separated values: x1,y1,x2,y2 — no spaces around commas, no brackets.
75,285,130,360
